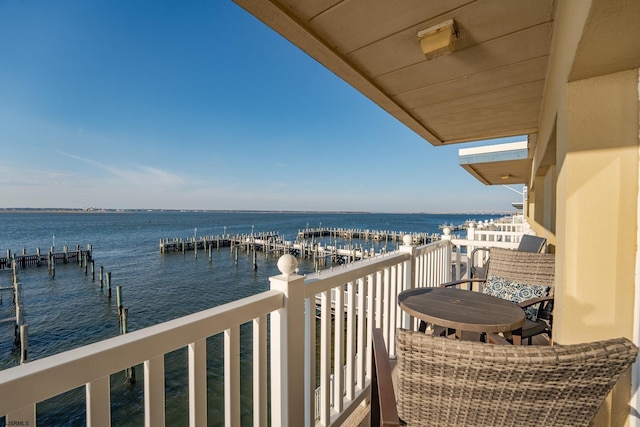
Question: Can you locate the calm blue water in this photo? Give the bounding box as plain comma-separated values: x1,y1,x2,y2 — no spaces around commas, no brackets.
0,211,502,426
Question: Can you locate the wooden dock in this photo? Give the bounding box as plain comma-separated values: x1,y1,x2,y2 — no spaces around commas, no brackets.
0,258,27,362
0,244,100,364
159,232,280,253
161,231,373,261
297,227,440,245
0,245,93,270
160,228,442,266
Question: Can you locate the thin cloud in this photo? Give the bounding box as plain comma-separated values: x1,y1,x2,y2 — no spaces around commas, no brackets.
57,151,103,168
57,151,184,188
0,165,79,186
137,166,184,187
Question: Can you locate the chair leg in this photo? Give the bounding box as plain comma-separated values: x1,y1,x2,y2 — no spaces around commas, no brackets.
418,320,427,333
512,328,522,345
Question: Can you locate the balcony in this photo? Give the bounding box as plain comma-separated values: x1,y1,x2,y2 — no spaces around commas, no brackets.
0,229,625,426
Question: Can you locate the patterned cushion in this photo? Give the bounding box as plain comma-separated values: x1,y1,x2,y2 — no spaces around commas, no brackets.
483,275,550,320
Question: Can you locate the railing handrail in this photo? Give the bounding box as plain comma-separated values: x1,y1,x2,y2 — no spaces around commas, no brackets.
451,239,519,249
0,289,284,416
303,251,411,296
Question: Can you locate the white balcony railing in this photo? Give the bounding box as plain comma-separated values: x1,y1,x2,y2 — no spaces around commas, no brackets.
0,238,453,426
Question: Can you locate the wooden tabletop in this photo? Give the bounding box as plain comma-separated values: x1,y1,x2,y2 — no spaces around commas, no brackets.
398,287,525,334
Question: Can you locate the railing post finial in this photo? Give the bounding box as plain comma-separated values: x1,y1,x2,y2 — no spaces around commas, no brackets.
277,254,298,277
441,227,452,241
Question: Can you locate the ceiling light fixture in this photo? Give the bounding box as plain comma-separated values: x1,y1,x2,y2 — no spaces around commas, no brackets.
417,19,458,60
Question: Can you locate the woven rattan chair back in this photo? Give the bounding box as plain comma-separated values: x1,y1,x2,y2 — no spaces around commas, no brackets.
516,234,547,252
486,246,555,289
396,329,638,427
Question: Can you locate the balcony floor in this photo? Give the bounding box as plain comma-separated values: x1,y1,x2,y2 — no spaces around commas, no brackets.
342,404,370,427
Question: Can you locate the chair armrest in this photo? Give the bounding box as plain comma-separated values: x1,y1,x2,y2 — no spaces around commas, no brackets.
518,295,554,309
469,247,491,279
371,328,403,427
440,278,486,291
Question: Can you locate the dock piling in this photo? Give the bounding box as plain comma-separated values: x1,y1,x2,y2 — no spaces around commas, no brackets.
106,272,112,298
19,324,28,364
253,250,257,270
116,286,123,318
14,303,23,346
120,307,136,384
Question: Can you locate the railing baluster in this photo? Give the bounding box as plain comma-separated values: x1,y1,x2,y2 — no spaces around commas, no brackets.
426,249,432,285
428,250,435,286
422,250,428,285
253,316,268,427
320,289,331,425
189,339,207,427
445,242,453,282
345,280,356,401
86,375,110,427
389,264,398,357
356,277,366,390
420,252,427,287
225,327,240,427
145,355,165,427
400,241,415,331
366,274,376,380
305,298,316,427
374,271,382,329
382,267,390,347
334,284,345,413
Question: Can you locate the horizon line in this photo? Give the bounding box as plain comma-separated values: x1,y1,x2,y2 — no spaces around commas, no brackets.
0,207,517,215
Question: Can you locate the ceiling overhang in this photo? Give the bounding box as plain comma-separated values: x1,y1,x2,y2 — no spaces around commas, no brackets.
459,141,530,185
234,1,556,189
233,0,554,147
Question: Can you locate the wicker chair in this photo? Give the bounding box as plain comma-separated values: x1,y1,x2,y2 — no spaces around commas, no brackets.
469,235,547,279
370,328,639,427
442,247,555,344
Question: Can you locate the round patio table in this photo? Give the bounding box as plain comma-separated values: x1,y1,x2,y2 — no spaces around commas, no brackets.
398,287,525,342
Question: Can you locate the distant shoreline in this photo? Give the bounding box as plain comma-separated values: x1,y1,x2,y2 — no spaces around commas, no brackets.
0,208,514,215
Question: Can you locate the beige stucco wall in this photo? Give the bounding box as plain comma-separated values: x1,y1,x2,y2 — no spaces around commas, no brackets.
551,69,639,427
554,69,638,345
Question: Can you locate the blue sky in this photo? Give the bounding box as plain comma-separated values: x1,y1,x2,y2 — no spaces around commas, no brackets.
0,1,524,213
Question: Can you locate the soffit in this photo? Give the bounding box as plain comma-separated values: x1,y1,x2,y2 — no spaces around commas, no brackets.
570,0,640,82
461,159,531,186
234,0,554,146
459,141,531,185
